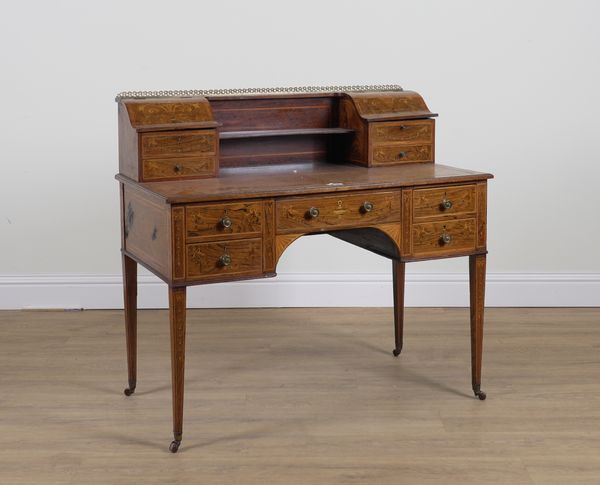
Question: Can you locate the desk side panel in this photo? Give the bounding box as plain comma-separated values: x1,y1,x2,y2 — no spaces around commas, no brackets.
119,104,140,180
122,183,172,281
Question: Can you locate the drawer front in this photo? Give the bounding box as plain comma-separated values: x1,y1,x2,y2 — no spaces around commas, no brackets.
276,191,400,233
372,144,433,165
186,201,263,241
141,130,216,158
186,238,262,280
413,185,476,220
142,156,216,181
412,218,476,257
371,120,434,144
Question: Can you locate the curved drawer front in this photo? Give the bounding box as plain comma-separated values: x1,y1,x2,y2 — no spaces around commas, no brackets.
413,184,476,220
412,218,476,257
186,201,263,241
276,190,400,234
186,238,262,281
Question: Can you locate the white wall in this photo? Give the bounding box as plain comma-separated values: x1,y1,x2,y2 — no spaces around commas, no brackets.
1,0,599,308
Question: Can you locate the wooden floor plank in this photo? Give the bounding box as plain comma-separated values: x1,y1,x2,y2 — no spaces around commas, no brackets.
0,308,599,484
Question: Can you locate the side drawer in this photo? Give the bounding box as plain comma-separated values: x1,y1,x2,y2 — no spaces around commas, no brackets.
186,201,263,241
412,218,476,257
186,238,262,281
142,156,216,181
372,144,433,165
141,130,217,158
413,184,477,220
276,190,400,234
370,119,434,144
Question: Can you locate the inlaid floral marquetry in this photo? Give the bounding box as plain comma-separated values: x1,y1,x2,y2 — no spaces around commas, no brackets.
185,202,263,242
372,144,433,165
186,238,262,281
371,120,434,144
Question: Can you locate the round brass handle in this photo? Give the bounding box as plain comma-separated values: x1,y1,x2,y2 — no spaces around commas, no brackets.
397,151,406,159
220,216,232,229
440,233,452,245
308,207,320,219
441,199,453,210
173,164,183,173
362,201,374,213
219,254,232,267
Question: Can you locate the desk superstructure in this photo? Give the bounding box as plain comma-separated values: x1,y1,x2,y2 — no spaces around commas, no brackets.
116,86,493,452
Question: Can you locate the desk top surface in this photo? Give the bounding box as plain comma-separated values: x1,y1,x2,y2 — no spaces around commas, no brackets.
117,161,492,204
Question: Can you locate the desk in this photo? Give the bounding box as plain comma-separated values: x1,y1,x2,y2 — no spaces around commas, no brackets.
115,86,493,452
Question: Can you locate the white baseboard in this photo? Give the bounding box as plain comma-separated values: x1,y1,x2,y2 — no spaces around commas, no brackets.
0,272,598,310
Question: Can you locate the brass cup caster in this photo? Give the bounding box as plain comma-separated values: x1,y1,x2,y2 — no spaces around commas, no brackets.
473,385,487,400
169,440,181,453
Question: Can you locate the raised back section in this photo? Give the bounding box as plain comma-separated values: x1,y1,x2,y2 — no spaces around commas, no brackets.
210,94,343,168
117,87,437,181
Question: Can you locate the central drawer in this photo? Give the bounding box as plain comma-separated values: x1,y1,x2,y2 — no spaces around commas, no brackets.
276,190,400,234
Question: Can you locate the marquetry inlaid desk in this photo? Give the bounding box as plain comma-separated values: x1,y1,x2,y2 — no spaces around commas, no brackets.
115,85,493,452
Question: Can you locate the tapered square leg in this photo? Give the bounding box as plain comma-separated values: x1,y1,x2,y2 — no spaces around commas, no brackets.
469,254,487,400
392,260,405,357
122,254,137,396
169,286,187,453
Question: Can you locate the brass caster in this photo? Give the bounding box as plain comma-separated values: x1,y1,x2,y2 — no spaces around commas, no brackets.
473,385,487,400
169,440,181,453
124,387,135,396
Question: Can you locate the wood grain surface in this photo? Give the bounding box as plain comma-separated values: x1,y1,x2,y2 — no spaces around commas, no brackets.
141,130,216,158
186,238,262,281
370,119,434,144
185,201,263,242
124,98,213,127
142,156,217,181
120,162,492,205
1,308,599,484
348,90,436,119
122,185,171,278
275,190,401,234
412,184,477,220
412,218,477,257
371,144,433,165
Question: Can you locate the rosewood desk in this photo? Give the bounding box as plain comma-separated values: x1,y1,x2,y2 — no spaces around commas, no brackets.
115,86,493,452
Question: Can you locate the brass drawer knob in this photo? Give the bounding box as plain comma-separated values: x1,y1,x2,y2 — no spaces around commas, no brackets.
361,201,374,213
173,164,183,173
440,232,452,245
441,198,453,210
397,151,406,159
307,207,320,219
220,216,232,229
219,254,232,267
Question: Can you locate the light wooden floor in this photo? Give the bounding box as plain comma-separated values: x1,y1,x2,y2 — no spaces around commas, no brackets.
1,308,599,484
